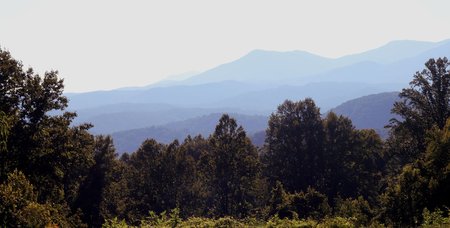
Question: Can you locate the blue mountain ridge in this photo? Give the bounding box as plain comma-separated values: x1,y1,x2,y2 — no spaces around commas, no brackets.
65,39,450,138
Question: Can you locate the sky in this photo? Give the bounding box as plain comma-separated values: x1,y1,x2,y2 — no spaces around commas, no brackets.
1,0,450,92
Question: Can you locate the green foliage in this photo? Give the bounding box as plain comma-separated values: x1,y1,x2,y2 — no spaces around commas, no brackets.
263,100,384,207
268,181,292,218
264,99,325,193
76,135,124,226
125,139,165,222
103,217,129,228
0,170,58,227
206,114,262,218
267,182,331,220
178,135,212,216
381,118,450,225
316,217,356,228
423,119,450,210
138,208,182,228
266,215,317,228
389,57,450,164
102,214,363,228
124,137,207,222
176,217,217,227
381,164,428,225
290,187,331,220
0,111,12,181
0,46,95,227
380,58,450,226
421,208,450,227
334,197,374,226
351,129,385,202
2,48,450,227
0,111,9,151
396,57,450,129
322,113,385,202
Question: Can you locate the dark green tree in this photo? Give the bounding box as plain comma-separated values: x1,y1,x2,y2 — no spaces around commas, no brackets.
351,129,385,203
263,99,325,193
382,118,450,225
322,112,358,199
0,170,62,227
154,140,202,217
424,118,450,209
166,139,205,217
0,111,11,181
207,114,261,218
125,139,165,223
263,100,384,208
381,57,450,226
322,113,384,205
0,48,26,115
381,163,429,226
75,135,123,227
180,135,211,216
266,182,331,220
389,57,450,164
289,187,331,220
267,181,292,218
0,47,95,226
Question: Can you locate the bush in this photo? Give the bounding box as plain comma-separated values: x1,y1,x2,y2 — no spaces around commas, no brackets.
266,215,317,228
421,208,450,227
317,217,356,228
334,196,373,226
102,217,129,228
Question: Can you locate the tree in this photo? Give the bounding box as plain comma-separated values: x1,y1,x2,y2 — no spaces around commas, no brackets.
322,113,385,205
0,112,9,151
389,57,450,161
161,139,204,218
322,112,358,199
0,47,96,226
207,114,261,218
263,100,385,208
381,57,450,226
383,118,450,225
424,118,450,209
266,181,331,220
179,135,211,217
263,99,325,192
75,135,123,227
0,48,26,115
351,129,385,203
0,111,11,181
125,139,165,223
0,170,60,227
267,181,292,218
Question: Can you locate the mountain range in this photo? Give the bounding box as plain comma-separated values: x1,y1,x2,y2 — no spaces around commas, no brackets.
112,113,268,153
331,92,401,138
64,39,450,153
110,92,401,153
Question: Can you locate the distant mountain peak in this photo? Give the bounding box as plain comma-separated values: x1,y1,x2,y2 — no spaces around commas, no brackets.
383,39,433,45
244,49,327,60
336,39,445,65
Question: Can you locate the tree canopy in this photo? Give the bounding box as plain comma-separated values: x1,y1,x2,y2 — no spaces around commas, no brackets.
0,47,449,227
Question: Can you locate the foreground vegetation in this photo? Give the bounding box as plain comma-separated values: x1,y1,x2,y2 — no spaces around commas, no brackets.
102,208,450,227
0,48,449,227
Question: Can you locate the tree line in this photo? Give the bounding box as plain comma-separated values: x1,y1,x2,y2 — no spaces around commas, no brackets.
0,48,449,227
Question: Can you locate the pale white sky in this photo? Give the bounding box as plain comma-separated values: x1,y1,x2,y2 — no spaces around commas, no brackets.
1,0,450,92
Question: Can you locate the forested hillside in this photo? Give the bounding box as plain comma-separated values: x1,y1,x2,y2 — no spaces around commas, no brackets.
1,49,450,227
110,92,399,153
111,113,268,153
331,92,401,138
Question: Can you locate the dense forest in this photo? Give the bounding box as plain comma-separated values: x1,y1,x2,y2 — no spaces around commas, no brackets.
0,48,449,227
